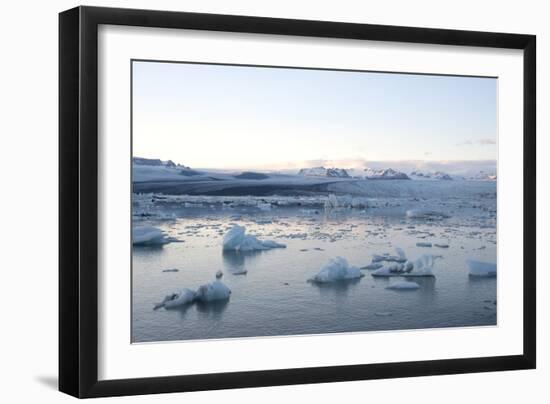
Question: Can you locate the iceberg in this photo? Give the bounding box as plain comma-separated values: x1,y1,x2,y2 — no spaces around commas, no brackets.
133,225,169,246
467,260,497,277
372,254,437,277
195,280,232,302
308,257,364,283
416,242,432,247
361,263,384,270
222,225,286,252
386,281,420,290
154,276,232,309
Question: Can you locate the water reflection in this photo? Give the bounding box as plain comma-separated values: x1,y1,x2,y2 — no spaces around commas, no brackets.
196,299,229,319
222,250,262,274
164,299,230,321
132,244,166,256
468,275,497,283
165,302,194,320
372,276,436,302
309,278,362,298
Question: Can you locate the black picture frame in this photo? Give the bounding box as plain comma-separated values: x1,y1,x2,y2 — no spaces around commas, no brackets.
59,5,536,398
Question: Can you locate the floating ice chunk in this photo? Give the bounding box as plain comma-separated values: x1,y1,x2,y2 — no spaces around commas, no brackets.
308,257,364,283
371,263,405,277
408,254,438,276
386,281,420,290
133,225,169,246
222,225,286,252
361,263,384,270
372,254,437,277
370,247,406,265
215,270,223,279
416,242,432,247
395,247,406,261
371,254,387,263
261,240,287,248
406,209,450,220
155,288,196,310
195,280,232,302
467,260,497,277
435,243,449,248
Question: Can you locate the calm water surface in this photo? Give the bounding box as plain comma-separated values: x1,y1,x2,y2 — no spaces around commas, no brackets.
132,198,497,343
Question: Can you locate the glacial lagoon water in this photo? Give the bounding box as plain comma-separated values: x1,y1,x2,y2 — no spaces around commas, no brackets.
132,184,497,343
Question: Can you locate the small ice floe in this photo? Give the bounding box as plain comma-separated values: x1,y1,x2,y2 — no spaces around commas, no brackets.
406,209,450,220
162,268,179,273
371,254,387,263
372,254,438,277
308,257,364,283
361,263,384,270
133,225,169,246
369,247,406,266
375,312,393,316
416,242,432,247
230,269,248,275
154,272,231,310
195,280,232,302
222,225,286,252
434,243,449,248
386,281,420,290
215,270,223,279
467,260,497,277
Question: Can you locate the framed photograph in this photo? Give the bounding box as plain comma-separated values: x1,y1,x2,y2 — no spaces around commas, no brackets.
59,6,536,398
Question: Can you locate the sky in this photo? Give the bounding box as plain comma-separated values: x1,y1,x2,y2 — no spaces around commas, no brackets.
132,60,497,172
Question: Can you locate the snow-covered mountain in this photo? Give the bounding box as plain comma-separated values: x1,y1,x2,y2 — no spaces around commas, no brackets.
363,167,410,180
133,156,188,169
133,157,200,181
298,167,350,178
410,170,453,180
